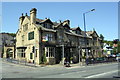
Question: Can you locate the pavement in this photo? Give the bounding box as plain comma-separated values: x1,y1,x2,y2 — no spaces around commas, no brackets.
2,58,118,68
1,58,119,78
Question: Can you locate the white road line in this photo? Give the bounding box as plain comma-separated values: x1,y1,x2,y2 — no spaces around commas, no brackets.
86,70,118,78
66,66,85,69
81,70,86,72
60,70,86,75
60,72,77,75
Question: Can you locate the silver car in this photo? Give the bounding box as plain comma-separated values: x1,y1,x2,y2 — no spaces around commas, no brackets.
116,53,120,62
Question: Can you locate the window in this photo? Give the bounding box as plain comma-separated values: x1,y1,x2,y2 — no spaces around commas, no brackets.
44,23,47,28
21,53,25,57
46,48,49,57
76,30,81,34
87,40,89,45
46,34,53,41
79,38,85,46
58,36,63,43
23,23,28,31
49,24,52,29
36,50,37,57
49,47,54,57
28,31,34,40
43,23,45,27
18,49,25,58
65,27,69,32
46,47,55,57
45,24,47,28
49,34,53,41
36,21,40,24
43,23,52,29
22,35,24,41
30,53,33,59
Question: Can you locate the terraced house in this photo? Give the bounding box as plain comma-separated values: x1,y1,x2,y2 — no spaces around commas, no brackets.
15,8,104,65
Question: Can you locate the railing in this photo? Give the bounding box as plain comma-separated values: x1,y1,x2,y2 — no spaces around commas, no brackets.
4,58,36,67
86,57,118,65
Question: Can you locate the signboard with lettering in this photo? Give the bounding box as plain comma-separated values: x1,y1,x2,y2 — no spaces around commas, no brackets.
42,36,48,42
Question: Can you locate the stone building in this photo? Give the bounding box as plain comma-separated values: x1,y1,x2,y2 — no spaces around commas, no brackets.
0,33,15,58
15,8,104,65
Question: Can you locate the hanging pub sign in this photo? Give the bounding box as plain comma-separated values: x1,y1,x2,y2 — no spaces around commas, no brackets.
42,36,48,42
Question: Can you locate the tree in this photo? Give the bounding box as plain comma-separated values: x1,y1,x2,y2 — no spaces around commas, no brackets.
40,52,47,64
113,47,117,54
8,33,16,37
100,34,104,40
117,42,120,53
43,52,47,63
103,40,113,47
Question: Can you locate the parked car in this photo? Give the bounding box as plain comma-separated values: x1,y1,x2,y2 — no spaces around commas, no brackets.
116,53,120,62
95,57,104,63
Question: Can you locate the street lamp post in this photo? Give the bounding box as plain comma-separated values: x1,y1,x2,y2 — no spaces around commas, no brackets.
83,9,95,65
78,46,81,65
62,44,64,65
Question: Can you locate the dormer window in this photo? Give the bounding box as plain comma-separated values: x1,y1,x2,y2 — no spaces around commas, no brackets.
43,23,47,28
49,24,52,29
63,24,70,32
36,21,40,25
43,23,46,27
45,23,47,28
65,27,70,32
43,23,53,29
76,30,81,34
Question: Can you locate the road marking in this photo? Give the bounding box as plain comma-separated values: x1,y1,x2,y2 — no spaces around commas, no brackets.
86,70,118,78
81,70,86,72
60,70,86,76
66,66,85,69
89,63,118,67
60,72,76,75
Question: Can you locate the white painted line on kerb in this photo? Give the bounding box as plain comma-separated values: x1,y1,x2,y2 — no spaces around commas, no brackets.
86,70,118,78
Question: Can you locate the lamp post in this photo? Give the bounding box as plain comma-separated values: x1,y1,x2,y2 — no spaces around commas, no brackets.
62,44,64,65
83,9,95,65
78,46,81,65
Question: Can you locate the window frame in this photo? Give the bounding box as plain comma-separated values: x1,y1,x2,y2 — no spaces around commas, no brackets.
30,53,33,59
28,31,34,40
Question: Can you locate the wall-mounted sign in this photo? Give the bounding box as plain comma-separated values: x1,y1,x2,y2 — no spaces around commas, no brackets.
42,36,48,42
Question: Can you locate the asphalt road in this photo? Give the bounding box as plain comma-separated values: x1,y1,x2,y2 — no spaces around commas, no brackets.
1,58,119,78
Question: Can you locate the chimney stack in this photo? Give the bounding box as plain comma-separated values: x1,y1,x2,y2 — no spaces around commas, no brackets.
63,20,70,26
19,13,25,28
30,8,37,25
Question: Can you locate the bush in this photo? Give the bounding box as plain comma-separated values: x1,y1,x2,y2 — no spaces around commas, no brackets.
43,52,47,64
39,52,47,64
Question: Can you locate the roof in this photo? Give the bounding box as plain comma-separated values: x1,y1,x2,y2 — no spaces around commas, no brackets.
25,16,100,39
26,16,66,28
66,30,84,37
86,31,99,37
86,31,94,35
71,27,78,30
53,22,59,26
41,27,56,32
36,18,43,22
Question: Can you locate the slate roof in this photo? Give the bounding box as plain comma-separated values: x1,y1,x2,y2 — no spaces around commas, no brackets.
86,31,94,35
71,27,78,30
26,16,100,39
36,18,43,22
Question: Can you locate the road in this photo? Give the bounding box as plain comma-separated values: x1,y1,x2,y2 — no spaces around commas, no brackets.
1,58,119,78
